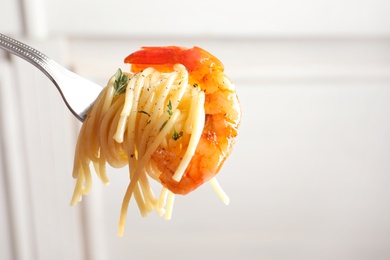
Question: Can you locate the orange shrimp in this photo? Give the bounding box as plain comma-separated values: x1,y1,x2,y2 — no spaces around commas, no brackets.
125,46,241,195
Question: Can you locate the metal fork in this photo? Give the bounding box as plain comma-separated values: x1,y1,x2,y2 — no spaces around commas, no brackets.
0,33,102,122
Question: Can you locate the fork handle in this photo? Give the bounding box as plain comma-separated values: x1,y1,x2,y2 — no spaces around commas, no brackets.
0,33,104,122
0,33,66,86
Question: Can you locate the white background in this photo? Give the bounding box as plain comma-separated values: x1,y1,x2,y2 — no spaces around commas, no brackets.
1,0,390,259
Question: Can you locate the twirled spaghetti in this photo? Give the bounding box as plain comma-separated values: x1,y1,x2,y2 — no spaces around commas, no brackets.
71,46,241,236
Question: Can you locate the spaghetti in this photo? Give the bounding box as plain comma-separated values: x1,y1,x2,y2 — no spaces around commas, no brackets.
71,46,241,236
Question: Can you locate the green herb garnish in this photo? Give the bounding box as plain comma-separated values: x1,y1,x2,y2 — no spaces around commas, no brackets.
160,100,175,131
138,110,151,117
172,128,183,141
160,100,173,131
167,100,173,116
113,68,129,96
160,120,168,131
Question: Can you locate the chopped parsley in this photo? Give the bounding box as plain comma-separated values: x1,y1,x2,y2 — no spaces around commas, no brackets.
160,100,173,131
138,110,151,117
160,120,168,131
167,100,173,116
172,128,183,141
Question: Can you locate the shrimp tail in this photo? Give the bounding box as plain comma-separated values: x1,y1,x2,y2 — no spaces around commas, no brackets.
124,46,224,77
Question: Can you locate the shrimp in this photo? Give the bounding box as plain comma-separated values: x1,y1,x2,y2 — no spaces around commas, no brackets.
124,46,241,195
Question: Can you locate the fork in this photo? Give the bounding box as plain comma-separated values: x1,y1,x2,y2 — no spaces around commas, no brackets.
0,33,103,122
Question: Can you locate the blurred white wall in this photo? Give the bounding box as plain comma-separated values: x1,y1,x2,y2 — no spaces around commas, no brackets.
1,0,390,260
